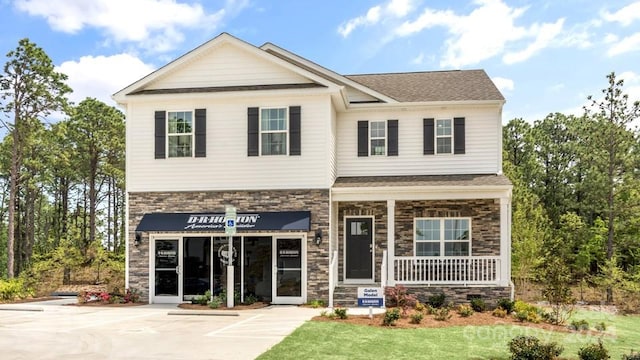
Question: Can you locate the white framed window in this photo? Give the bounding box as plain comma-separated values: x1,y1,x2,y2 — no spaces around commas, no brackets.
370,120,386,156
168,111,193,158
436,119,452,154
260,108,287,155
414,218,470,256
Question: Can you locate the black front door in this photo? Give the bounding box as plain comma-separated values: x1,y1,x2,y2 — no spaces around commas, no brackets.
183,237,211,300
345,218,373,280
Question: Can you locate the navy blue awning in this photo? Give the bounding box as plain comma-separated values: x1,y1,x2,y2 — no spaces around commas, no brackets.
135,211,310,232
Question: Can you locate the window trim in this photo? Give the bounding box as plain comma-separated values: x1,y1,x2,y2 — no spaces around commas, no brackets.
413,217,472,257
259,106,289,156
166,110,194,158
435,118,453,155
369,120,386,156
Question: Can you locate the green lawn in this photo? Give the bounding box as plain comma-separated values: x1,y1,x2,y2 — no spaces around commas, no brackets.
258,310,640,360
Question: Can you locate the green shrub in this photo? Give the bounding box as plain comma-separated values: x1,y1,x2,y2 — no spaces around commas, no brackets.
193,290,211,305
492,307,508,318
508,335,563,360
333,307,348,319
577,340,609,360
513,301,543,323
308,299,325,308
433,307,452,321
457,304,474,317
0,278,33,301
414,301,426,313
594,322,607,332
622,351,640,360
382,308,401,326
409,312,423,324
497,298,515,313
208,296,222,309
427,293,446,308
470,298,487,312
243,294,258,305
569,319,590,331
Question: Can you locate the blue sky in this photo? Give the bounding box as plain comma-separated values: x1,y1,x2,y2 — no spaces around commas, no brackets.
1,0,639,123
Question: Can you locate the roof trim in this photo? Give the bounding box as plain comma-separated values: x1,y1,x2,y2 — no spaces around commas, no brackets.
260,42,398,104
128,83,325,95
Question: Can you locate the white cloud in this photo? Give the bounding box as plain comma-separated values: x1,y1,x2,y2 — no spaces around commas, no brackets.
603,33,619,44
607,32,640,56
619,71,640,103
338,6,382,37
14,0,245,52
503,18,564,64
338,0,417,37
602,1,640,26
386,0,415,17
393,0,564,68
492,76,514,92
57,54,155,106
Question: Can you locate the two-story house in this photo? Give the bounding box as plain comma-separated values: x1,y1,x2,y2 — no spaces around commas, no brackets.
113,33,512,307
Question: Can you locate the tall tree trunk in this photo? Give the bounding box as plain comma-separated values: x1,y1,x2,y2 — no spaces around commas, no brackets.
89,154,98,246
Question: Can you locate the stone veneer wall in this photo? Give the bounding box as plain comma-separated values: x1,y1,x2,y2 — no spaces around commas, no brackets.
128,189,330,302
402,286,511,307
395,199,501,257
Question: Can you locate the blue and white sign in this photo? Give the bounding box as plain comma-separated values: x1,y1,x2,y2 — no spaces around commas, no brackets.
357,287,384,307
224,206,237,236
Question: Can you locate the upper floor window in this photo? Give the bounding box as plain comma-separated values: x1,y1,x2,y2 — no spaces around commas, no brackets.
370,121,386,156
415,218,470,256
168,111,193,158
261,108,287,155
436,119,452,154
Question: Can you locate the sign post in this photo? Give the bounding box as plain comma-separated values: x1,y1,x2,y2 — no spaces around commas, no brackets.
224,205,237,308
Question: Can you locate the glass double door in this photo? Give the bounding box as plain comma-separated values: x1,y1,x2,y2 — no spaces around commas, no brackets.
152,236,303,304
153,237,211,303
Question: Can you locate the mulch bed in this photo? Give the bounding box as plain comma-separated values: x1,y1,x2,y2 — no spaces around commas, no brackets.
66,302,144,307
312,310,574,333
178,302,270,310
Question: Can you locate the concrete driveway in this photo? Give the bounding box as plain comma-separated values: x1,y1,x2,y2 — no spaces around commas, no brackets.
0,298,319,360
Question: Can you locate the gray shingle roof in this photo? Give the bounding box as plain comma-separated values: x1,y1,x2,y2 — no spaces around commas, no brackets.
333,174,512,188
345,70,504,102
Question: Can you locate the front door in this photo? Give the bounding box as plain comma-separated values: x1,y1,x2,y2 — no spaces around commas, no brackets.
153,239,182,303
345,217,374,282
272,237,304,304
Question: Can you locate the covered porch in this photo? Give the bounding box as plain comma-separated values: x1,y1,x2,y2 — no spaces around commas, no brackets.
328,174,512,307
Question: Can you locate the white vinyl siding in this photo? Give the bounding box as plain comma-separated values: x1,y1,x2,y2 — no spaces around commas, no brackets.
146,43,311,90
336,106,501,176
126,95,332,192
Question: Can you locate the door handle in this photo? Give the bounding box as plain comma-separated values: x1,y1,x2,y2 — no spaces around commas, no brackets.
175,266,180,275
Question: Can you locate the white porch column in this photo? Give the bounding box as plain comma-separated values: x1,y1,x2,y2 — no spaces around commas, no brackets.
499,196,511,287
387,199,395,286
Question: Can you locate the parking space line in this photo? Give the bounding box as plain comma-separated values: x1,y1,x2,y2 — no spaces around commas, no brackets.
205,314,263,337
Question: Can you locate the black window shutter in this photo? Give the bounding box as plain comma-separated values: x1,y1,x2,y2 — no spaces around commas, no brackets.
194,108,206,157
289,106,301,156
357,121,369,157
387,120,398,156
154,111,166,159
247,107,259,156
454,117,465,154
423,118,434,155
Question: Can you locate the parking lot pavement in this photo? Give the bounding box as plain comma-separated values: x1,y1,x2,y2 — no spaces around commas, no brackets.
0,300,320,360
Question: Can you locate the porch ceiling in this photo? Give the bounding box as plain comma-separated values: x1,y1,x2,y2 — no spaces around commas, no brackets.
331,174,512,201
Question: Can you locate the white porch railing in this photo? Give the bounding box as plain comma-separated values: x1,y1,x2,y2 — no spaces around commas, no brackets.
328,250,338,308
394,256,500,285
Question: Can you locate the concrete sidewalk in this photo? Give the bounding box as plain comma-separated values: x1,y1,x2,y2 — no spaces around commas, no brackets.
0,299,321,360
